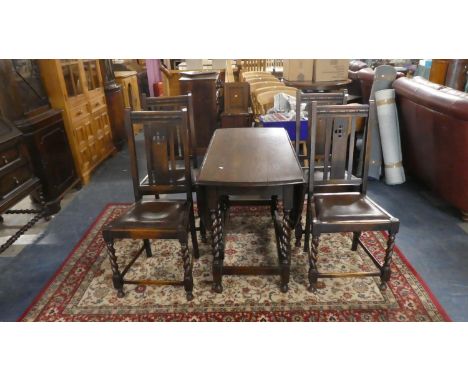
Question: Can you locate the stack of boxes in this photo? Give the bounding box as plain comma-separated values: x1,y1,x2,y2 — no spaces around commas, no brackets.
283,59,349,82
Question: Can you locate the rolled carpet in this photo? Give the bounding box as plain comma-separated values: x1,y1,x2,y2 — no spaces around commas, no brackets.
375,89,405,185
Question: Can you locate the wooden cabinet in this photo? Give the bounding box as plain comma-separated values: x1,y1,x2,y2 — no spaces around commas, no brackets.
179,72,219,155
39,60,115,184
114,71,142,111
0,118,40,213
0,59,78,213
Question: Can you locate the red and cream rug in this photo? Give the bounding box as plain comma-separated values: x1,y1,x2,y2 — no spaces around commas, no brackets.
20,204,450,321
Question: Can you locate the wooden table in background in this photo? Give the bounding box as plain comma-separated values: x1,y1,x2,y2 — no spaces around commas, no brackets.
197,128,305,293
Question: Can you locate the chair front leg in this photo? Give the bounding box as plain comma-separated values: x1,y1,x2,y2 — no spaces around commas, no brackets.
195,189,208,243
143,239,152,257
189,204,200,259
380,232,396,290
308,235,320,292
211,206,224,293
104,237,124,298
279,209,292,293
180,240,194,301
351,232,361,251
303,196,312,253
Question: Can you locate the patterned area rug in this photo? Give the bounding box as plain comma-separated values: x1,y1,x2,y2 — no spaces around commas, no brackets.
20,204,450,321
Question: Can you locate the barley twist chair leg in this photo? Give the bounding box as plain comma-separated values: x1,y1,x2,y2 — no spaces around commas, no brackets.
104,238,124,298
279,210,292,293
189,205,200,259
211,206,224,293
180,240,194,301
308,235,320,292
303,197,312,253
380,232,396,290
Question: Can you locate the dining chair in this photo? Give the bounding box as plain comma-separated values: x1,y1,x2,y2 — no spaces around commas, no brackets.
293,90,350,249
101,108,199,301
303,101,400,292
141,93,207,243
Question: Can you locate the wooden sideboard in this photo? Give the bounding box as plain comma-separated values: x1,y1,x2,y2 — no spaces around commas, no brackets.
39,60,115,185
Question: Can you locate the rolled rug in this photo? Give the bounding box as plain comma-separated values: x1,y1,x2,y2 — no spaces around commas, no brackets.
358,65,397,179
375,89,406,185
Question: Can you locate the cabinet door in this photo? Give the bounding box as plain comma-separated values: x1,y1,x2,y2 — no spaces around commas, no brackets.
92,108,113,158
60,60,84,98
82,60,102,93
74,117,93,173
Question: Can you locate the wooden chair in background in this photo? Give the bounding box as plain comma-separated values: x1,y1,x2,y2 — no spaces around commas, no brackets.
251,85,288,116
238,60,267,76
255,87,298,116
102,109,199,301
303,101,399,292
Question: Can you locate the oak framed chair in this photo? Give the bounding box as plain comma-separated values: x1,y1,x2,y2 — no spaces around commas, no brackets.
303,101,400,292
141,93,207,243
293,90,350,248
102,108,199,301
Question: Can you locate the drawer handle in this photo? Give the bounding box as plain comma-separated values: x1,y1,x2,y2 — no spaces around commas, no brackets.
2,155,8,164
13,176,20,185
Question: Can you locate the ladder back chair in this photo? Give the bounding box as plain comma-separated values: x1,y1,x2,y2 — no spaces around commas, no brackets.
293,90,349,248
304,101,400,292
238,60,267,75
141,93,207,242
101,109,199,301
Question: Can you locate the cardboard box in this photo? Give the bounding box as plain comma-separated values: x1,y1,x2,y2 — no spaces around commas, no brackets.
283,59,314,82
211,59,227,70
185,59,203,70
313,59,349,82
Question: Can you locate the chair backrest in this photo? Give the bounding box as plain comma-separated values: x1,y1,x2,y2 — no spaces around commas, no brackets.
249,81,285,92
125,108,193,202
256,88,298,115
239,60,267,72
141,93,198,167
295,89,348,154
251,85,289,116
306,101,375,195
244,75,276,84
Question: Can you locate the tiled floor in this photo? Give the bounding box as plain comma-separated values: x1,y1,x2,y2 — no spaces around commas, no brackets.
0,142,467,321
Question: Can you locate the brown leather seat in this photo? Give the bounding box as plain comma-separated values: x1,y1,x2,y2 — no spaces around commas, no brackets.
315,194,388,222
106,200,189,234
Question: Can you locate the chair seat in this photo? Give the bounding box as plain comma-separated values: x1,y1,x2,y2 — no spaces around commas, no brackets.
314,193,389,222
104,200,189,233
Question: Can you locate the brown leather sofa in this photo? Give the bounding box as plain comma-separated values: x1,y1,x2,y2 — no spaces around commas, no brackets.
348,60,368,99
393,76,468,220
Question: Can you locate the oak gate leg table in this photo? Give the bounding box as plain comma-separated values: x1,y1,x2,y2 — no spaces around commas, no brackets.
196,128,305,293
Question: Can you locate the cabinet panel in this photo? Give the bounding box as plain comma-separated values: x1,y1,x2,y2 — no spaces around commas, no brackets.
37,122,77,198
39,60,116,184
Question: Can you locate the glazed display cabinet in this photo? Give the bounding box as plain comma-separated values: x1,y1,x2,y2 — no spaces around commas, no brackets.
39,60,115,184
